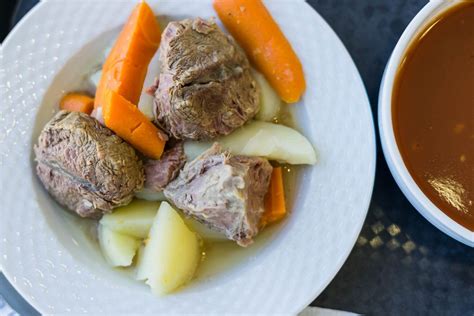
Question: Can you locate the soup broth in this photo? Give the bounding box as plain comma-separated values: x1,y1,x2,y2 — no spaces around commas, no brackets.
392,2,474,231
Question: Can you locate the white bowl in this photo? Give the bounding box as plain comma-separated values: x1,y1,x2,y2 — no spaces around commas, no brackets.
0,0,376,313
378,0,474,247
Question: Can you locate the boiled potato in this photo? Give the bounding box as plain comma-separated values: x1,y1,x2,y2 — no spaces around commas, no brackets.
138,45,161,120
98,225,140,267
137,94,155,121
252,70,282,121
136,217,224,281
184,121,317,165
136,202,201,295
134,244,147,280
184,217,227,241
220,121,317,164
99,200,159,238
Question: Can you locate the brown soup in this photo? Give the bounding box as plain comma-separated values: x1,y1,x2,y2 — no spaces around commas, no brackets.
393,2,474,231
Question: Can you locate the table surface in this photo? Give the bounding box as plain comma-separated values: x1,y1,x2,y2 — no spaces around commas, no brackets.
1,1,473,315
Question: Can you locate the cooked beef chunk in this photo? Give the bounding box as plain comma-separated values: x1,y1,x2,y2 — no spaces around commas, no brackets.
144,141,186,192
164,143,272,246
153,18,259,140
35,111,144,219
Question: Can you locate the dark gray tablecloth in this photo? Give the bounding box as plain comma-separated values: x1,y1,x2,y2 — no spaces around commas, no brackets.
1,1,473,315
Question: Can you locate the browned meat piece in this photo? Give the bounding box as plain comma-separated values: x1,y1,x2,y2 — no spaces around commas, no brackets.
164,144,272,246
34,111,144,219
144,141,186,192
153,18,259,140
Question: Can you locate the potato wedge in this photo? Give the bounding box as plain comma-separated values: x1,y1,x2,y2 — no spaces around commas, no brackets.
138,43,161,121
99,200,159,238
137,202,201,295
98,225,140,267
184,121,317,164
135,244,147,280
253,70,282,122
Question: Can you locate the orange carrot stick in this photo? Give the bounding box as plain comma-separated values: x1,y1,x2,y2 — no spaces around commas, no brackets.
260,167,286,227
95,2,161,109
213,0,305,103
102,90,166,159
59,93,94,114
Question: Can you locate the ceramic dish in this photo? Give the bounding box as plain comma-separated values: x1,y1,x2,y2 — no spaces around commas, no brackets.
379,0,473,247
0,0,376,313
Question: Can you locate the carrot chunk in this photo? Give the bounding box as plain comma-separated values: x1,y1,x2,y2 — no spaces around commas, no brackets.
59,93,94,114
95,2,161,109
102,90,166,159
213,0,306,103
260,167,286,227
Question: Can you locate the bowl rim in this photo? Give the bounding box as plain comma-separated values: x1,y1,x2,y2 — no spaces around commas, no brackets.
378,0,474,247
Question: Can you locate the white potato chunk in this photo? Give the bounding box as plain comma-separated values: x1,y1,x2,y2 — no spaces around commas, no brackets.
184,121,317,165
98,225,140,267
138,94,155,120
252,70,282,121
138,48,161,120
183,218,227,241
99,200,160,238
220,121,317,164
136,202,201,295
134,244,147,280
134,188,167,202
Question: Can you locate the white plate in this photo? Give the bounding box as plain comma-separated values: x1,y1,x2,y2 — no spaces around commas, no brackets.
0,0,376,314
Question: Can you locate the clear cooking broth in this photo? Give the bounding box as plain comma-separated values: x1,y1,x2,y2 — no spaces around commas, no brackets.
392,2,474,231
